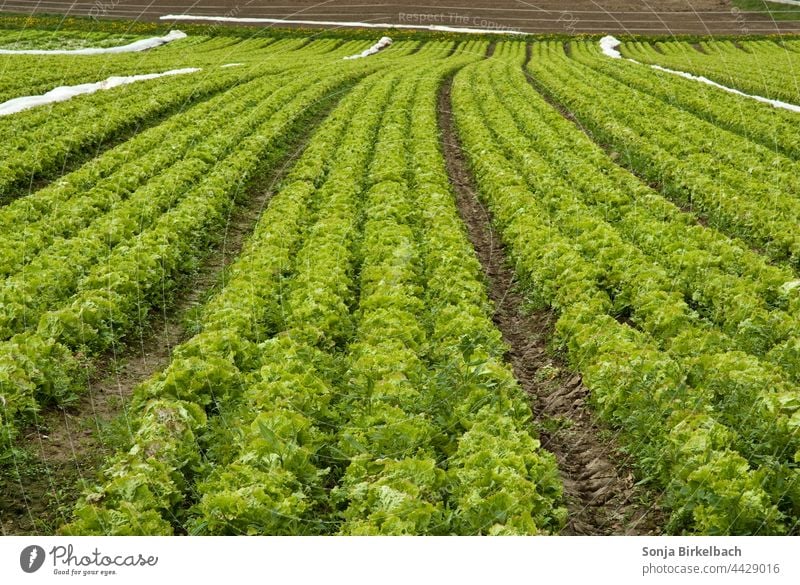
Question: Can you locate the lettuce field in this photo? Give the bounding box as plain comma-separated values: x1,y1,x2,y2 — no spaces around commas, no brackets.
1,18,800,536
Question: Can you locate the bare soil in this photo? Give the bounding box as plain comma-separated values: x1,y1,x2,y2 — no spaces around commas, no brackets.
5,0,800,34
437,75,663,535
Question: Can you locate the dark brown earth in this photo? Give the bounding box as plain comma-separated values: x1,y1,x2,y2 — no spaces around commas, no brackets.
0,98,328,535
437,74,663,535
3,0,800,34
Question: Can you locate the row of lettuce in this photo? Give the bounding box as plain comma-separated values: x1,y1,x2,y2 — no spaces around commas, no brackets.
0,55,385,461
532,42,800,271
0,35,383,105
620,39,800,105
531,42,800,373
577,42,800,161
14,32,799,535
452,41,800,534
60,42,567,535
0,28,144,50
0,37,459,456
0,36,400,201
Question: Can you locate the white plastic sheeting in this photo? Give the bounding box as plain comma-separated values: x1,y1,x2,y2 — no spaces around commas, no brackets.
0,30,186,55
599,35,623,59
598,36,800,114
0,68,200,116
160,14,524,35
649,63,800,113
343,37,392,60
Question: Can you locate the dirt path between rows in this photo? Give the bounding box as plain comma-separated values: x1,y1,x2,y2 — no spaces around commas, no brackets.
0,91,340,536
437,75,663,535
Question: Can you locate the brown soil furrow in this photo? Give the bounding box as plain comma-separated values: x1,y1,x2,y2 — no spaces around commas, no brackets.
436,75,663,536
